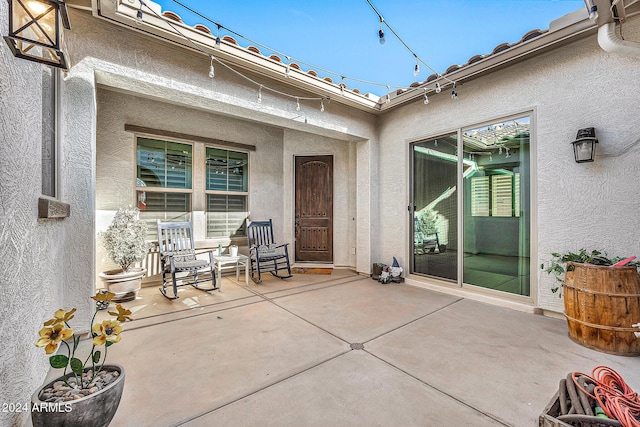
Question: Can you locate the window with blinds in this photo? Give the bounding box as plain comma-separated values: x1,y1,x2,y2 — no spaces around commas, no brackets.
136,138,193,238
470,173,520,217
206,148,248,237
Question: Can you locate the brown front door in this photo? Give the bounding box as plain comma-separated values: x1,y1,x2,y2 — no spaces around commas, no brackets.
295,155,333,262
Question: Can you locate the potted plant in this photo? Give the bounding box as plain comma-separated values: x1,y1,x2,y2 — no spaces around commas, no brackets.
541,248,640,356
31,291,132,427
98,206,150,302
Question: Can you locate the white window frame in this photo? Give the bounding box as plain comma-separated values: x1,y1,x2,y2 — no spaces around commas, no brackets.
204,145,250,239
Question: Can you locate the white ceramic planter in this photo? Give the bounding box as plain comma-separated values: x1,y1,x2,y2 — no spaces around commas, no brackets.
98,267,146,302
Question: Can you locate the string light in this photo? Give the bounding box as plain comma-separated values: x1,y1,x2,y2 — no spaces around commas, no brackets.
172,0,458,104
208,55,215,78
215,24,221,47
378,17,385,45
139,1,327,115
366,0,456,94
153,0,463,113
423,88,429,105
285,56,291,77
136,3,144,24
451,83,458,100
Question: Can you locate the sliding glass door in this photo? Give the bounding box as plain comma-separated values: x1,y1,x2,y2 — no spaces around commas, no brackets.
411,114,531,297
411,134,458,281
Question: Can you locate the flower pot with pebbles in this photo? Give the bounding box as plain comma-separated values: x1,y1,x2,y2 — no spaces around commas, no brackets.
31,365,125,427
32,291,133,427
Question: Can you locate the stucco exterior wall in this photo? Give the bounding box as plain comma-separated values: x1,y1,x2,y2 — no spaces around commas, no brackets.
282,129,357,269
377,21,640,312
95,88,287,277
0,3,93,425
54,8,376,282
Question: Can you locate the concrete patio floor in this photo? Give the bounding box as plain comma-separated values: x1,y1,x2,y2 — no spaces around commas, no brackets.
93,270,638,426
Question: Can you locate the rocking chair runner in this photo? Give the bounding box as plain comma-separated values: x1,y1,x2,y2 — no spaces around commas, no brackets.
157,220,218,299
247,219,292,283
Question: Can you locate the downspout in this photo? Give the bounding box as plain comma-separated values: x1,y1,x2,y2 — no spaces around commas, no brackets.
597,22,640,55
586,0,640,55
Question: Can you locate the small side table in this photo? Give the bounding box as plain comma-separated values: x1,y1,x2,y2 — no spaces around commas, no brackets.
212,254,249,287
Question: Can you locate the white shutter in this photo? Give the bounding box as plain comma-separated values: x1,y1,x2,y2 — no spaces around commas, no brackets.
471,177,490,216
492,175,512,217
514,173,520,217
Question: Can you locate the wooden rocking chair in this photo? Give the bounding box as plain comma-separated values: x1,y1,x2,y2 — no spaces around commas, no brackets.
157,220,218,299
247,219,292,283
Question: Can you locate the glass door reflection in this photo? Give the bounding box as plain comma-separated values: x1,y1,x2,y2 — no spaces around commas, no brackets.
411,134,458,281
462,116,531,296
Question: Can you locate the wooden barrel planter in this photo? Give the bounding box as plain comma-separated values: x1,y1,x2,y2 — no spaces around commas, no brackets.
563,262,640,356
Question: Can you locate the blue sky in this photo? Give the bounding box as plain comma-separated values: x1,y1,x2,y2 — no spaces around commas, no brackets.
153,0,585,95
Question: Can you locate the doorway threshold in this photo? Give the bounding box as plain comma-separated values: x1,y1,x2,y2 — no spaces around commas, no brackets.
292,263,334,275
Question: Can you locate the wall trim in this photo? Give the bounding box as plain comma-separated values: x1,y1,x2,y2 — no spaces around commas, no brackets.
124,124,256,151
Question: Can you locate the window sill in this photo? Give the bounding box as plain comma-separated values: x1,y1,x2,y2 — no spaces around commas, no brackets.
38,196,70,219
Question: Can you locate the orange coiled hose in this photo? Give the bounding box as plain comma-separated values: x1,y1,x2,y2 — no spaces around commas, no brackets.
572,366,640,427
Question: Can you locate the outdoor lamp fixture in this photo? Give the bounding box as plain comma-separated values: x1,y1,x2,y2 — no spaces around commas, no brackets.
3,0,71,69
571,127,599,163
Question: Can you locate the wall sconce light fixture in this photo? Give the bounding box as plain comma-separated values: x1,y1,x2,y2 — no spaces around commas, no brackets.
571,127,599,163
3,0,71,69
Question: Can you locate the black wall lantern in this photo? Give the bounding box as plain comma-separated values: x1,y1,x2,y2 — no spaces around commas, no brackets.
3,0,71,69
571,127,599,163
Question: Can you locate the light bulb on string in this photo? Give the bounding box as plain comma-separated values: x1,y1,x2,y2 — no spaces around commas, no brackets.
208,55,215,78
215,24,221,47
414,56,420,77
320,99,325,112
451,83,458,100
435,81,441,93
434,140,438,147
385,85,390,104
378,18,385,45
285,56,291,77
136,8,143,24
423,88,429,105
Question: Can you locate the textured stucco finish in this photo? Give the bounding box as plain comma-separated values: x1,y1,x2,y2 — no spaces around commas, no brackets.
0,4,92,426
4,8,640,422
378,19,640,312
70,9,376,279
282,129,357,268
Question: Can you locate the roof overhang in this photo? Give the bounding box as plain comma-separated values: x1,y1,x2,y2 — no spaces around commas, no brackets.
92,0,380,113
84,0,596,114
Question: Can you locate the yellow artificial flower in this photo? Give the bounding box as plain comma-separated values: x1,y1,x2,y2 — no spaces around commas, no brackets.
91,291,116,303
43,308,76,326
35,324,74,355
92,320,123,346
108,304,133,322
